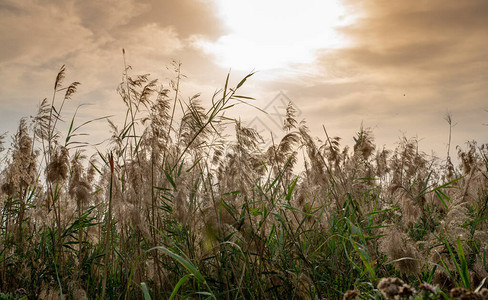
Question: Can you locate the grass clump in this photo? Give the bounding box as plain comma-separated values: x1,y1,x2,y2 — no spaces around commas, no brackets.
0,57,487,299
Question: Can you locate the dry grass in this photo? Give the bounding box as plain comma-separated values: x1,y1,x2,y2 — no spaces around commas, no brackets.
0,61,487,299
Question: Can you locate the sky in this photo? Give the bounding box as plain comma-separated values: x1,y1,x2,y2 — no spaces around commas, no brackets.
0,0,487,160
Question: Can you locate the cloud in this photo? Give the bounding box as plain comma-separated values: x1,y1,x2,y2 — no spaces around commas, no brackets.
0,0,486,157
123,24,184,62
335,1,488,81
250,0,488,155
124,0,224,39
74,0,148,35
0,1,92,64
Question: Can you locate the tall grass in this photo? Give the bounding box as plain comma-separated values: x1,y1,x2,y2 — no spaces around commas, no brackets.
0,60,487,299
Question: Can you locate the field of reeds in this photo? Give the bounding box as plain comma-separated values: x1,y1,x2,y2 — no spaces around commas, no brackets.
0,62,487,300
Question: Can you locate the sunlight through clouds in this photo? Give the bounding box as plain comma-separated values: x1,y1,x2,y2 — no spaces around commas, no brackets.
193,0,354,71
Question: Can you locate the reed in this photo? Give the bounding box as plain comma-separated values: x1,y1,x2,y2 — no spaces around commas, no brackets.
0,59,487,299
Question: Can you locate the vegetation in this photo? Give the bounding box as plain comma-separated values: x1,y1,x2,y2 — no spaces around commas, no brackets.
0,61,487,299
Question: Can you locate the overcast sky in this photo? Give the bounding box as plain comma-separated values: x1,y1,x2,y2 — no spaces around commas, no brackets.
1,0,487,159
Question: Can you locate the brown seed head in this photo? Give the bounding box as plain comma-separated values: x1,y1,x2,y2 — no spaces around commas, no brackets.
343,289,359,300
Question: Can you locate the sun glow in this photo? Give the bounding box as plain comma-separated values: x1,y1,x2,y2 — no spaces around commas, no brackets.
196,0,353,71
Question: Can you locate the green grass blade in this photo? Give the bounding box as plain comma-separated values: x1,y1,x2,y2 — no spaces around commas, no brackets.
163,169,177,190
235,72,255,89
456,237,470,289
150,246,205,283
286,177,298,202
141,282,151,300
169,274,193,300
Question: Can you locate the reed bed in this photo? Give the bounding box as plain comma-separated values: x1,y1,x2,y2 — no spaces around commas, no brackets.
0,62,487,299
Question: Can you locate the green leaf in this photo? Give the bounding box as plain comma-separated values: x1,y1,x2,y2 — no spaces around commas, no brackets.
236,72,255,89
153,186,170,191
350,238,376,280
186,158,201,173
232,95,255,100
286,177,298,202
456,237,470,289
169,274,193,300
141,282,151,300
150,246,206,284
163,169,177,190
249,207,262,216
434,189,450,210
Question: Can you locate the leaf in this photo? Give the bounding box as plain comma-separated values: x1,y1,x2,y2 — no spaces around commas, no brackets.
163,169,177,190
456,237,470,289
153,186,170,191
475,277,487,293
186,158,202,172
236,72,255,89
169,274,193,300
232,95,255,100
285,177,298,202
150,246,206,284
141,282,151,300
350,238,376,280
434,189,450,210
